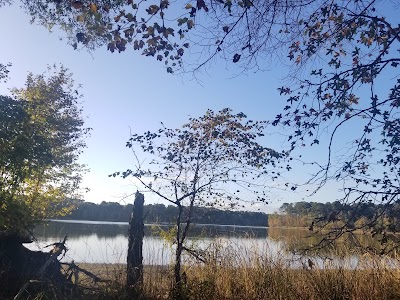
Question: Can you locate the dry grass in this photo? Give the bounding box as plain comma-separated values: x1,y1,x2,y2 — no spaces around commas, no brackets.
183,261,400,300
179,241,400,300
74,240,400,300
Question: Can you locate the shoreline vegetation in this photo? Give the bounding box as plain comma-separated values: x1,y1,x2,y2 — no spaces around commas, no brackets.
9,199,400,299
5,216,400,299
268,201,400,232
63,199,400,232
64,245,400,300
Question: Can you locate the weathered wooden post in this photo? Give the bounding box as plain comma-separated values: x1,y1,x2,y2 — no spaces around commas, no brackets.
127,191,144,290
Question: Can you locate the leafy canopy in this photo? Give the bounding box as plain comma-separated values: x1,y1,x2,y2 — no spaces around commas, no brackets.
5,0,326,72
4,0,400,246
0,66,90,234
111,108,284,285
112,108,283,208
271,1,400,245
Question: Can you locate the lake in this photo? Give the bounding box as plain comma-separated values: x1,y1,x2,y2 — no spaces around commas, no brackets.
25,220,276,264
24,220,393,268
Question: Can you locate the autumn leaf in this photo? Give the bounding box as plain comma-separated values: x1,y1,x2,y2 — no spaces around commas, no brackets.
89,3,97,13
187,19,194,29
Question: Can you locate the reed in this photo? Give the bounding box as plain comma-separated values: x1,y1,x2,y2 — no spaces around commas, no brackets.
71,238,400,300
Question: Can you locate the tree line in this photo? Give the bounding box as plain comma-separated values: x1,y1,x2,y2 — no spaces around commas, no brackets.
269,201,400,233
62,201,268,227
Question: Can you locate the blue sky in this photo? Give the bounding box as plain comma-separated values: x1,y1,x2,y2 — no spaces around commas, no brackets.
1,2,389,213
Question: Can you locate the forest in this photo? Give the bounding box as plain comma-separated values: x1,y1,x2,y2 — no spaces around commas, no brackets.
269,201,400,232
62,201,268,227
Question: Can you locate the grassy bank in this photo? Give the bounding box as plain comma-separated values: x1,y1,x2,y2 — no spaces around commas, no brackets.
74,246,400,300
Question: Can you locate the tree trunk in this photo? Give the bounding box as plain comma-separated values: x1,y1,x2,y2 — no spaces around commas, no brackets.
127,192,145,290
174,241,183,284
174,204,183,285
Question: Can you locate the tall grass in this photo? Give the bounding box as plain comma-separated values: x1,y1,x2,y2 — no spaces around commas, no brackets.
76,238,400,300
176,240,398,300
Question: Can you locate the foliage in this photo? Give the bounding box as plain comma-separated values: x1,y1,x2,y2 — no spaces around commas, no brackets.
4,1,336,72
268,213,312,229
0,0,11,7
4,0,400,249
70,245,400,300
0,66,90,234
8,1,400,206
64,201,268,226
111,108,284,285
270,1,400,250
0,62,11,82
12,1,397,74
271,200,400,253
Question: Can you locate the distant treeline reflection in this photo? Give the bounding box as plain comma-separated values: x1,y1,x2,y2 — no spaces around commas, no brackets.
35,221,268,239
34,222,383,256
268,227,382,255
59,201,268,227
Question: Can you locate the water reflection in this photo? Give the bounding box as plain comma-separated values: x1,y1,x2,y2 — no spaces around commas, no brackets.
268,227,383,255
24,220,393,267
35,220,268,239
25,220,269,264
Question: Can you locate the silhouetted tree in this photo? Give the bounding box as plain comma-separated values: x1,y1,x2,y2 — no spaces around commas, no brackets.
111,108,283,294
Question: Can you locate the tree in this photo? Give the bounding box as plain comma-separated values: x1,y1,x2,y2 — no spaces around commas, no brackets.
0,63,11,82
110,108,283,291
7,0,313,73
0,66,90,235
271,2,400,251
5,1,400,250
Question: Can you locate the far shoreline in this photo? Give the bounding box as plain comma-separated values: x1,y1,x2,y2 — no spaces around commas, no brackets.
48,219,268,229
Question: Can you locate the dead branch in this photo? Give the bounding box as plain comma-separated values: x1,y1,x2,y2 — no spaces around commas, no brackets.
61,262,111,283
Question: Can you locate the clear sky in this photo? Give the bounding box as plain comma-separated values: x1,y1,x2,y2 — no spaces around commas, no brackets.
1,1,394,213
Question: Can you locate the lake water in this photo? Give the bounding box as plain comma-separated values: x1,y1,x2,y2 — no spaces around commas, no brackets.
23,220,394,268
25,220,276,264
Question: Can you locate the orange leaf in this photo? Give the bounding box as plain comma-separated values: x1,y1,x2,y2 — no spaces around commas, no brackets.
89,3,97,13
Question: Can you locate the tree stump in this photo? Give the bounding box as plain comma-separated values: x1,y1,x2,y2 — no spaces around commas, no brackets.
127,192,144,290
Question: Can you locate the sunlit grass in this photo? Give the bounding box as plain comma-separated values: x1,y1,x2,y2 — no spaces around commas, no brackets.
73,237,400,300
